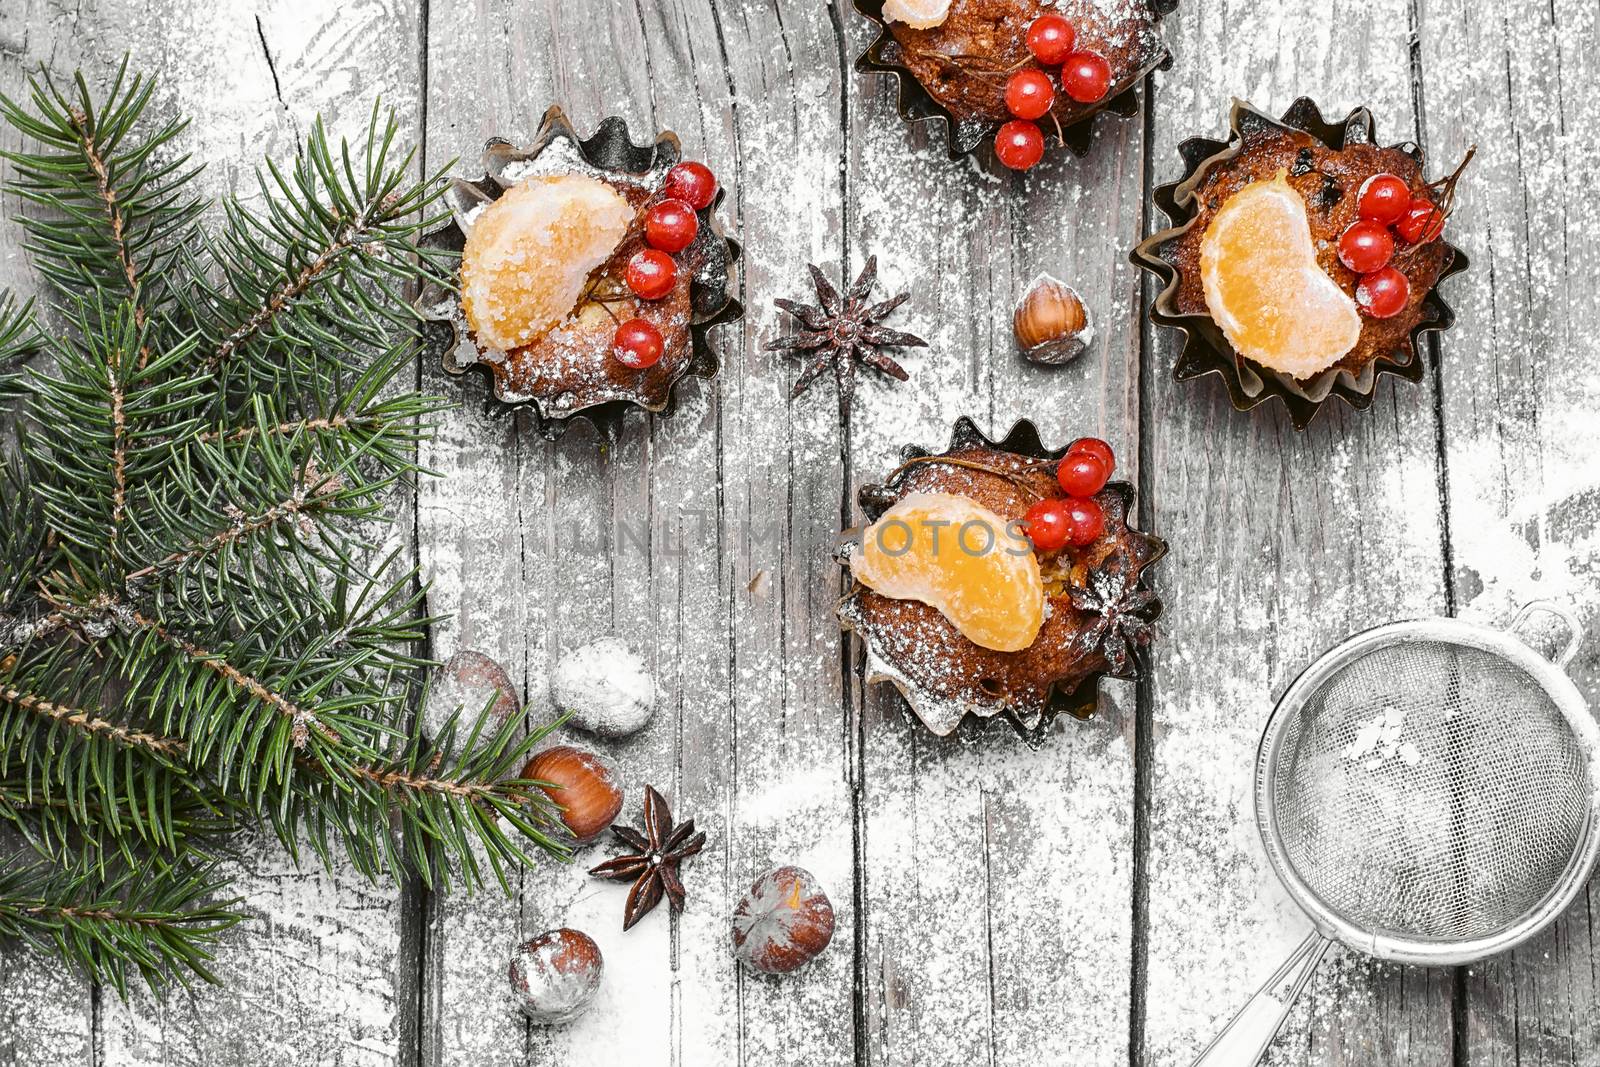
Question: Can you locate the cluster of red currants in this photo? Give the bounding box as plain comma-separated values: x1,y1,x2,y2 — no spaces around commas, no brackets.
995,15,1112,172
1335,172,1445,320
612,161,720,370
1023,437,1115,551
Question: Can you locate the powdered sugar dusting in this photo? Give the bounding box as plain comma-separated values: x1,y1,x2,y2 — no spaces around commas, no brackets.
1342,706,1425,768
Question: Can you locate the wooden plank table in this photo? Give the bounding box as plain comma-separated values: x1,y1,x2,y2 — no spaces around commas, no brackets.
1,0,1597,1063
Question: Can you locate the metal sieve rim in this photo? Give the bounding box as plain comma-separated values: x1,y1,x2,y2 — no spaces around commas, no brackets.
1254,612,1599,966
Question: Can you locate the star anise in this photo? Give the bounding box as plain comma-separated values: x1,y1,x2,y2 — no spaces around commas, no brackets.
1067,560,1159,674
588,785,706,931
766,256,927,408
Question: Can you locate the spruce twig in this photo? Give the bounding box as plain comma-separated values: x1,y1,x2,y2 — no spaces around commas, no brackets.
0,685,187,758
0,860,242,995
0,61,569,993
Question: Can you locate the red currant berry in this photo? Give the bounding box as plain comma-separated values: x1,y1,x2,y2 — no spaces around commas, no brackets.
1060,51,1112,103
1355,267,1410,319
1066,437,1115,476
612,318,665,369
1357,173,1411,225
1395,197,1445,244
625,249,677,301
1005,69,1055,121
995,120,1044,171
1057,452,1110,497
645,199,699,253
1062,497,1105,547
1026,15,1076,65
1024,498,1072,552
1337,220,1396,274
663,161,717,211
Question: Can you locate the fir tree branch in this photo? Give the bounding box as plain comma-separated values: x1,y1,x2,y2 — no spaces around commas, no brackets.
65,97,141,322
124,474,343,583
22,304,205,554
206,194,392,368
0,610,70,649
0,685,186,758
0,58,204,325
0,772,234,873
0,64,572,997
122,606,342,747
297,700,573,892
0,859,242,996
199,412,368,445
0,294,44,391
346,761,519,801
189,103,453,381
0,641,220,864
108,339,129,527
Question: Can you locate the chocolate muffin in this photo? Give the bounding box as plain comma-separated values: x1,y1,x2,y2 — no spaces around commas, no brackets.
837,419,1165,738
1132,99,1469,429
856,0,1176,162
1166,119,1449,379
418,107,741,437
470,173,699,416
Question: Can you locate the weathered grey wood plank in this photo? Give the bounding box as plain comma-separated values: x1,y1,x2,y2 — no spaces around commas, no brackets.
0,929,88,1067
667,2,857,1063
413,7,552,1062
1139,1,1457,1063
418,3,857,1064
0,3,430,1064
1418,0,1600,1062
838,8,1146,1065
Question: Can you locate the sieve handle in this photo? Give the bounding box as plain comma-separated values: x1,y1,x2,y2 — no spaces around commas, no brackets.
1509,600,1585,669
1190,932,1330,1067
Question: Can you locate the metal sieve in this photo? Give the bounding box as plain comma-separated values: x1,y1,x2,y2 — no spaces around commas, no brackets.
1195,601,1597,1066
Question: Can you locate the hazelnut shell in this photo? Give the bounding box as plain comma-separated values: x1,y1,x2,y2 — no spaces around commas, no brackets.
1013,274,1092,365
430,649,519,725
523,745,624,845
508,928,604,1025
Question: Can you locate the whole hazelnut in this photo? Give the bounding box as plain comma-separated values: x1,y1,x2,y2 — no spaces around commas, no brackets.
508,928,603,1024
428,649,519,729
523,745,623,845
1013,273,1093,365
552,636,656,739
731,865,836,974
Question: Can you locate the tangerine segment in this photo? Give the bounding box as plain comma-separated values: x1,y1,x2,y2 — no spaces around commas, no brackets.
882,0,952,29
461,175,635,352
1199,170,1362,380
852,492,1044,653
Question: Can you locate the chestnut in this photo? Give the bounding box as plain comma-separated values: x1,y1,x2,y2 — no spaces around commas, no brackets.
731,865,836,974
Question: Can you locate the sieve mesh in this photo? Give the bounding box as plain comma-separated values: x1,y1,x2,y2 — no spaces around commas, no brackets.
1270,640,1593,943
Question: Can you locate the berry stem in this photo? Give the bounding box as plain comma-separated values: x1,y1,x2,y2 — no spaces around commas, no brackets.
886,455,1050,500
1391,144,1477,266
911,49,1033,83
577,274,630,324
1424,143,1477,224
